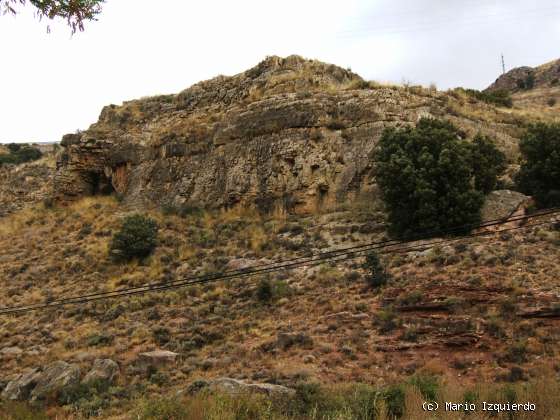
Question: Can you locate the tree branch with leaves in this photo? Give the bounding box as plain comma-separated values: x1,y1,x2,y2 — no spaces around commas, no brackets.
1,0,104,32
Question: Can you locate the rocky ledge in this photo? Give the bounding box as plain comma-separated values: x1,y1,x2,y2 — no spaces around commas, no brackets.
53,55,518,213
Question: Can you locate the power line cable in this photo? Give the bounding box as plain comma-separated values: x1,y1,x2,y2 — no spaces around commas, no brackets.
4,207,556,312
1,209,556,316
1,217,552,315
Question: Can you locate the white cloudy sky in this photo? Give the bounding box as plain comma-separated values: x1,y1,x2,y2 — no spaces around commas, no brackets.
1,0,559,142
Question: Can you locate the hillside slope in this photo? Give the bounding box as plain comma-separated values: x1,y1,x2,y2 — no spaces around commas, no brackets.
486,58,560,117
1,56,560,419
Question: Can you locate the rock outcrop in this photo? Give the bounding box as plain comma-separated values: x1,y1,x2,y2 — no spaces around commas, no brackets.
82,358,119,385
137,350,179,367
1,361,80,402
480,190,530,221
0,158,54,217
187,377,295,396
486,58,560,93
1,368,42,401
53,55,520,213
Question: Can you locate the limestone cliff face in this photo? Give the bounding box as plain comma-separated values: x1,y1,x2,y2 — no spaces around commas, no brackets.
53,55,518,212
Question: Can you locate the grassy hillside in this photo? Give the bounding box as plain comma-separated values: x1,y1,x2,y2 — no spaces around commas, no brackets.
0,194,559,418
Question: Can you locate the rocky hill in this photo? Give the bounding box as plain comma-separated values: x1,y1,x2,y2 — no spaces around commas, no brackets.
1,56,560,419
486,59,560,93
486,58,560,113
54,55,535,214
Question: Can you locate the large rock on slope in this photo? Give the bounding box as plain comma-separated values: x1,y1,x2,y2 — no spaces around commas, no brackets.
1,368,42,401
30,361,81,401
1,361,81,402
82,359,119,385
54,55,520,212
187,377,295,396
481,190,530,221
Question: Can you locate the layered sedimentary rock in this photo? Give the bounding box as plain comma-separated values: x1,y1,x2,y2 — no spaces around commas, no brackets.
53,55,519,212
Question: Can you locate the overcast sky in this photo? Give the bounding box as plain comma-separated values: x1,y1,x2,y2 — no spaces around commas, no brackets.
1,0,559,143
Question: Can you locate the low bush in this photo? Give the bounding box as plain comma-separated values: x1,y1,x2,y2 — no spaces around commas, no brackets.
0,144,43,166
362,252,390,289
464,88,513,107
109,214,158,261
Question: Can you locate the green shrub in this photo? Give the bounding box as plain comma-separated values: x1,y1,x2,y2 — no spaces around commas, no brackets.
409,375,439,402
256,278,273,302
465,89,513,107
384,385,405,418
152,327,171,345
0,144,43,166
362,252,390,288
374,118,503,237
375,309,399,333
137,398,188,420
501,341,528,364
516,73,535,90
109,214,158,261
516,123,560,207
87,333,114,347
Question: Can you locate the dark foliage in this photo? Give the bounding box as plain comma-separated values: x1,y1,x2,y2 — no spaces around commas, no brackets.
374,118,504,237
465,89,513,108
516,123,560,207
362,252,390,289
384,385,406,418
256,278,273,302
0,144,43,166
469,134,507,193
109,214,158,262
1,0,104,32
516,72,536,90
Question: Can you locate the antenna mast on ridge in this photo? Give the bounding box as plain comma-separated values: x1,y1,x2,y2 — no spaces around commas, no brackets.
501,54,506,75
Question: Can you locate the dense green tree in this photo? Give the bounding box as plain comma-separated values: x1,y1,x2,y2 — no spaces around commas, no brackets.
374,118,505,238
1,0,104,32
109,214,158,262
469,134,506,193
516,123,560,207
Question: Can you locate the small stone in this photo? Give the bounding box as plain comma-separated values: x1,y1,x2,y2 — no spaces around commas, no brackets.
303,355,316,364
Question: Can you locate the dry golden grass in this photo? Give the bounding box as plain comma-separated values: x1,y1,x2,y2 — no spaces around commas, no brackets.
1,193,560,418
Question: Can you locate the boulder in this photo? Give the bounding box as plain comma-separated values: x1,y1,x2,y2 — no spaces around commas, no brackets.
481,190,530,222
1,368,42,401
188,377,295,397
82,359,119,385
137,350,179,367
225,258,258,271
29,361,81,401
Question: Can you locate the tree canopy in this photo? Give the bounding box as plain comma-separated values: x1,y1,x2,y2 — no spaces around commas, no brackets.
1,0,104,32
374,118,505,238
516,123,560,207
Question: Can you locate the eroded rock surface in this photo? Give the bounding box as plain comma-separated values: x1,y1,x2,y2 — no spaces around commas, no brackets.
82,358,119,385
188,377,295,396
53,55,519,212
